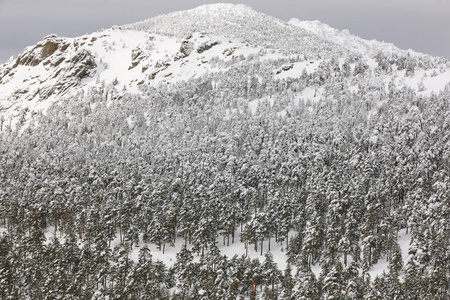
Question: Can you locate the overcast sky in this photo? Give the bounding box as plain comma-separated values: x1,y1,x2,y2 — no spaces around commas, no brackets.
1,0,449,63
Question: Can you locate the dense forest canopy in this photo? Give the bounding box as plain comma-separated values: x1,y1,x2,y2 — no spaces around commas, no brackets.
1,57,449,298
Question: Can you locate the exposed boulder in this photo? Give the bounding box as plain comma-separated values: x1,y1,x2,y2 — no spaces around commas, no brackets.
174,38,194,61
129,47,145,70
197,40,220,53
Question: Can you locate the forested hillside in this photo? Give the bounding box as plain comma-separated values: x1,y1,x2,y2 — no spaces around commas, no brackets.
0,4,449,299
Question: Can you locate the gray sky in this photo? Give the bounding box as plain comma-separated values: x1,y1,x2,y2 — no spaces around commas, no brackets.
1,0,449,63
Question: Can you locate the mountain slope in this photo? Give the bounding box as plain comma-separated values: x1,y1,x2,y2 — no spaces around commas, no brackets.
1,3,449,128
289,18,417,57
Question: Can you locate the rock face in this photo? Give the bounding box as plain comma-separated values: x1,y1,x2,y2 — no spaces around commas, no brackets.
0,35,97,101
174,34,222,61
12,35,65,68
68,49,97,79
0,33,102,121
38,49,97,99
41,40,59,60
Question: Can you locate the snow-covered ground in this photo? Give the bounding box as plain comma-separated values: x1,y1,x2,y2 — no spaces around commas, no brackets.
34,223,413,281
367,229,411,279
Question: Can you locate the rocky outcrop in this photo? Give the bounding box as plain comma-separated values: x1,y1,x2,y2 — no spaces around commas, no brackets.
39,49,97,99
174,36,220,60
13,35,68,68
68,49,97,79
41,40,59,59
276,64,294,74
129,47,144,70
174,38,194,61
0,32,98,101
197,40,220,54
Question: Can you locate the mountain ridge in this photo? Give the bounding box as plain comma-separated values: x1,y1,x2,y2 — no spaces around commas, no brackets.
1,3,449,128
289,18,428,58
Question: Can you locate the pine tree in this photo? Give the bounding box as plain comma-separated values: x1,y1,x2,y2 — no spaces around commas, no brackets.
320,260,346,300
279,263,294,299
174,245,195,295
344,261,364,300
292,261,319,300
112,243,134,297
0,234,16,299
388,241,403,278
261,252,281,297
213,255,232,299
134,246,154,297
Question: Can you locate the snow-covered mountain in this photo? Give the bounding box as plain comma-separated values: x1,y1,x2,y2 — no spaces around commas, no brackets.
1,3,449,128
1,4,449,299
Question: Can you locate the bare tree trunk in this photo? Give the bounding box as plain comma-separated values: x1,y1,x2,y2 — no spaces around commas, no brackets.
232,216,235,243
130,235,133,250
173,219,176,244
54,213,58,237
232,226,235,243
163,236,166,254
119,222,122,243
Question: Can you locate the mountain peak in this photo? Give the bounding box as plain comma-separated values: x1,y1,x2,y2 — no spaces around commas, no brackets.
190,3,256,13
125,4,346,57
125,3,272,38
